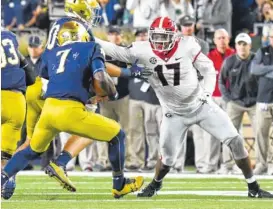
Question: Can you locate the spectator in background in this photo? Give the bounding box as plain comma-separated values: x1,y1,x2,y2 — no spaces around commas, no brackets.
174,15,210,173
251,28,273,175
94,27,130,171
261,1,273,46
197,0,232,39
206,28,235,173
160,0,194,23
33,0,50,30
26,35,43,68
219,33,258,174
126,28,161,172
98,0,124,26
126,0,160,28
254,0,267,22
2,0,16,30
13,0,39,30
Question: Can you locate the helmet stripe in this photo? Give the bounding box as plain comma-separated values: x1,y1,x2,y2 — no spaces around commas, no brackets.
159,17,165,29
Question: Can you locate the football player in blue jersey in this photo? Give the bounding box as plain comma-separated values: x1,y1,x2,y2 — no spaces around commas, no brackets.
1,28,36,199
1,21,144,199
16,0,147,155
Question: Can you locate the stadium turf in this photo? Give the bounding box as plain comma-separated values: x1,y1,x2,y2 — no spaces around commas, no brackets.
2,172,273,209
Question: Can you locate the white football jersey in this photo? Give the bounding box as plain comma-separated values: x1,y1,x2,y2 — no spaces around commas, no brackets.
95,36,216,115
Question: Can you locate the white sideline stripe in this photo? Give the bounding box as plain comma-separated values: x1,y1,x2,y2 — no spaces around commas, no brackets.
6,199,273,203
25,181,273,185
19,186,273,190
12,191,273,197
17,171,273,180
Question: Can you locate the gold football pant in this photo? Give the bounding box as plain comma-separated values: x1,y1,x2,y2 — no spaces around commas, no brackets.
25,77,45,139
1,90,26,155
30,98,121,153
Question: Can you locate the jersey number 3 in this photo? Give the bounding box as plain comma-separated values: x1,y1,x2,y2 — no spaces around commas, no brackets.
154,63,180,86
0,39,19,68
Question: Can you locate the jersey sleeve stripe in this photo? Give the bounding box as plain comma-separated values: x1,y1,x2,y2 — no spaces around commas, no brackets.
93,68,104,74
192,50,201,64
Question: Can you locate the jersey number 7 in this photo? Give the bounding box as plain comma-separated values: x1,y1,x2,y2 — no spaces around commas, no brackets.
154,63,180,86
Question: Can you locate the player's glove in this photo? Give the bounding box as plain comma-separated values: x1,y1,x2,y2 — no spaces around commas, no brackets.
121,59,153,81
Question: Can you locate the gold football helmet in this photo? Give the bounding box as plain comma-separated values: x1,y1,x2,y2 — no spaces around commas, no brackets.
65,0,101,27
57,21,90,46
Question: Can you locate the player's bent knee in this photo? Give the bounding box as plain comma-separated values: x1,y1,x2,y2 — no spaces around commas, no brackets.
227,135,248,160
30,141,51,154
109,129,125,145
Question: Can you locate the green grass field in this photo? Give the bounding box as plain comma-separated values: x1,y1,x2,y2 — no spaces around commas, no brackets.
2,172,273,209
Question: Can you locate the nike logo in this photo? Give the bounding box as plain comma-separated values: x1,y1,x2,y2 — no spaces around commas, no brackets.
175,57,182,61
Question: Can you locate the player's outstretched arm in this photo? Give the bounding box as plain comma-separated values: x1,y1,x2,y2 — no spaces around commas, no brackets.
95,37,136,64
18,51,36,86
106,61,152,79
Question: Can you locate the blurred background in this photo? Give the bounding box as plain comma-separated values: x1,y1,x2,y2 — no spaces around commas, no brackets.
2,0,273,175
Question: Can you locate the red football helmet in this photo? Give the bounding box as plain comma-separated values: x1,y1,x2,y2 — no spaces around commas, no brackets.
148,17,179,52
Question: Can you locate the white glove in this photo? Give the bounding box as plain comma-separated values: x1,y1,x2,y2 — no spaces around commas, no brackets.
258,103,268,111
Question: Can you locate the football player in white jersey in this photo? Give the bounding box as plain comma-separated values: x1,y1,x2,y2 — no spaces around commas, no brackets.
95,17,273,198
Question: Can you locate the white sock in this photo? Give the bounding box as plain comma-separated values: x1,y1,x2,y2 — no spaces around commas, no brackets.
246,176,256,184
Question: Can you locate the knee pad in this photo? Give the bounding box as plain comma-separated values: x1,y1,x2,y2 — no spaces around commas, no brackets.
227,136,248,160
109,130,125,145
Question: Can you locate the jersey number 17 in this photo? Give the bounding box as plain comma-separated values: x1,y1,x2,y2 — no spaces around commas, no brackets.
154,63,180,86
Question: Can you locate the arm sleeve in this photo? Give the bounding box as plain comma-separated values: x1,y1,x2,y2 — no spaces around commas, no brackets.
218,60,231,102
95,37,136,64
251,49,273,76
18,51,36,86
90,43,106,75
192,39,216,95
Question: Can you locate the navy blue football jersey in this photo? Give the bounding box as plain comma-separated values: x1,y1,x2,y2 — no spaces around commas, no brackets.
45,17,94,51
1,29,26,92
40,41,105,104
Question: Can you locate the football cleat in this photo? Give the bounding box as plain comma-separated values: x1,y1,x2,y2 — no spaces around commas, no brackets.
137,180,162,197
1,176,16,200
45,161,76,192
112,176,144,199
248,188,273,198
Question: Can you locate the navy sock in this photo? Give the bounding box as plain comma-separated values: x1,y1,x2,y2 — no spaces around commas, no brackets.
55,151,72,167
108,130,125,190
4,146,40,178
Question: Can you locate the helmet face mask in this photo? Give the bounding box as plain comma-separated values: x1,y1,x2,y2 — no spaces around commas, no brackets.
148,17,178,52
65,0,101,27
149,30,175,51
